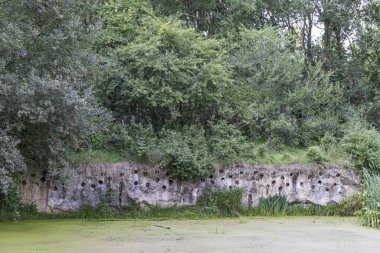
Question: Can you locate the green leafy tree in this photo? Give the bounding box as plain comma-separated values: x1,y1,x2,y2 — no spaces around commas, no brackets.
228,28,345,146
0,0,103,180
97,2,231,130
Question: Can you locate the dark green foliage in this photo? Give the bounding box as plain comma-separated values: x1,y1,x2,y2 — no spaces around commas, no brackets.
96,4,231,130
197,189,243,216
0,129,25,194
341,127,380,172
0,187,21,221
227,28,345,147
0,0,104,215
105,121,157,161
156,127,212,180
208,121,250,162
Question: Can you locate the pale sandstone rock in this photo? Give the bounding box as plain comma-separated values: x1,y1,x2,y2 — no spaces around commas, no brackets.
20,162,361,212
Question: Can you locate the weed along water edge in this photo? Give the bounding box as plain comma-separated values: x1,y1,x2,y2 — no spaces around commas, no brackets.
1,217,380,253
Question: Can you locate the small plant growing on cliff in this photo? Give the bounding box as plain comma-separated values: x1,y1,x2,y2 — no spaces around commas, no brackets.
306,146,326,163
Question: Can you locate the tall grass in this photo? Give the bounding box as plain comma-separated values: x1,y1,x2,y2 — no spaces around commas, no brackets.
255,196,288,216
197,189,243,216
359,169,380,228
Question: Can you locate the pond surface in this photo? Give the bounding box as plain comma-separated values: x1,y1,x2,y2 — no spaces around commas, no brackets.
0,217,379,253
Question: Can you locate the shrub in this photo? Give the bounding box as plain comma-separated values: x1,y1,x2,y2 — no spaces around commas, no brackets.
300,117,340,146
268,115,299,147
155,126,212,180
306,146,326,163
320,132,337,151
197,189,243,216
105,120,157,161
341,127,380,172
208,121,250,162
0,187,21,221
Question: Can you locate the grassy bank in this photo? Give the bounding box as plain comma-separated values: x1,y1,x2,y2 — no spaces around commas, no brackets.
2,195,361,222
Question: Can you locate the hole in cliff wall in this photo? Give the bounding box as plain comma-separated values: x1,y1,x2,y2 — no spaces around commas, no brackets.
169,180,174,186
271,180,276,185
134,181,138,186
259,173,264,179
281,176,285,180
120,173,125,177
240,171,244,175
162,185,167,190
209,175,214,179
81,182,86,187
53,186,58,191
286,183,290,187
333,183,338,186
211,180,215,185
183,187,190,193
91,184,96,189
235,180,240,185
133,170,138,174
253,171,258,175
143,172,148,177
146,182,150,187
155,178,160,183
221,177,225,181
325,188,329,192
98,180,103,185
266,184,270,188
318,180,322,184
219,169,224,173
40,177,46,183
228,174,233,179
290,173,294,177
22,180,27,186
300,182,304,187
278,186,283,191
336,173,341,177
319,172,323,176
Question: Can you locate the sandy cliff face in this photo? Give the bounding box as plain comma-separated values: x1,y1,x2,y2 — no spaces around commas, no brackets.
20,162,360,212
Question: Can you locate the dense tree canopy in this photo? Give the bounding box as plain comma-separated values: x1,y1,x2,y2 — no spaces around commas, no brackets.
1,0,380,201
